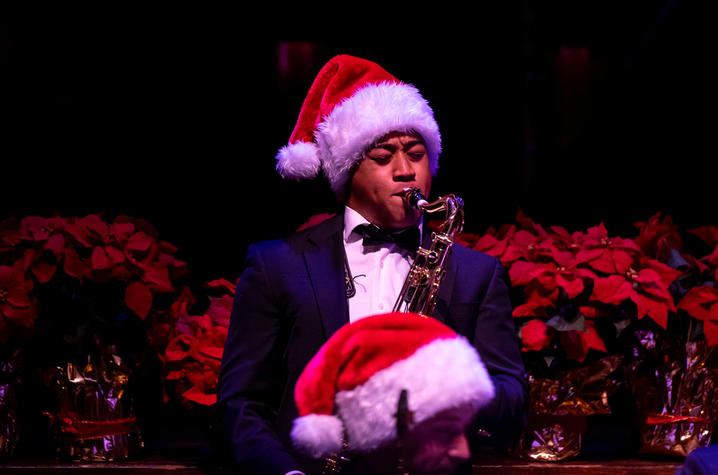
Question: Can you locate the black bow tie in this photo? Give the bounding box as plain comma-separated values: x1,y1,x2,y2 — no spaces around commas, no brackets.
355,224,420,253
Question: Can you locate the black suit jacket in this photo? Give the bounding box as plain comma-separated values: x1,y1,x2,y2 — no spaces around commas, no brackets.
214,214,528,474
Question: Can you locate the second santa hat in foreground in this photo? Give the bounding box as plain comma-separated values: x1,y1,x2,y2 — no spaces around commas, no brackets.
291,312,495,459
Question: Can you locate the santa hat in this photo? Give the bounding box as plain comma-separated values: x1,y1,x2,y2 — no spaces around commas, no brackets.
276,55,442,196
291,312,494,459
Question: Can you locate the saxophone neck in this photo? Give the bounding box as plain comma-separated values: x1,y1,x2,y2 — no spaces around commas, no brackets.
401,188,464,237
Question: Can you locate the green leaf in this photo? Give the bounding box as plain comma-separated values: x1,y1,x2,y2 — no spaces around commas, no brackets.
546,314,586,332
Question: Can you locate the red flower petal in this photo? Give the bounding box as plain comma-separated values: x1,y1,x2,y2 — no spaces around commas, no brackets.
63,249,89,281
584,320,606,353
555,273,584,299
105,246,125,265
631,293,669,329
689,226,718,248
182,388,217,406
678,286,718,321
612,250,635,274
509,261,544,286
91,246,113,270
142,264,173,293
45,233,66,257
521,319,552,352
704,320,718,347
560,330,589,362
164,334,195,361
643,259,683,288
111,222,135,244
206,279,237,295
30,260,57,283
126,232,154,252
587,249,617,274
198,344,224,360
125,281,153,319
591,275,632,305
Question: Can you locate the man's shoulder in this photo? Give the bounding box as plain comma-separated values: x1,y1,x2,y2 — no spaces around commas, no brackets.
451,242,500,271
248,214,343,256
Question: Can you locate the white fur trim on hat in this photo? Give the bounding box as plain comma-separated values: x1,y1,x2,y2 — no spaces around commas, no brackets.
276,141,322,180
315,81,442,194
334,336,494,452
291,413,345,459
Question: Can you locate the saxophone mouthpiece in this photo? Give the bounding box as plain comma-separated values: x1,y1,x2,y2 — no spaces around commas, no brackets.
402,187,429,209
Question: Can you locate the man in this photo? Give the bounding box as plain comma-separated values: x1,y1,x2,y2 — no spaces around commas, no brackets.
214,55,528,474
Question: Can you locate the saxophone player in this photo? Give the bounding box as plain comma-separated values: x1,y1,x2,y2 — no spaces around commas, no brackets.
215,54,528,475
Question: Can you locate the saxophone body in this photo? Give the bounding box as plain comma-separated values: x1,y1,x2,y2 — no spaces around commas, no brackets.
393,188,465,317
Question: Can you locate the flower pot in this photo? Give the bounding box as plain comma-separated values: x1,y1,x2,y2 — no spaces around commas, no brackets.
631,341,718,457
53,354,143,462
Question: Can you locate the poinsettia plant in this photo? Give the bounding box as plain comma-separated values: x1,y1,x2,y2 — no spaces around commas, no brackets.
0,214,190,366
455,211,717,377
159,278,236,407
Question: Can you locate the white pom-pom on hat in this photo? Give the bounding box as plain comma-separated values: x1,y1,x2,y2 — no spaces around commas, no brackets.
276,141,321,180
290,413,344,459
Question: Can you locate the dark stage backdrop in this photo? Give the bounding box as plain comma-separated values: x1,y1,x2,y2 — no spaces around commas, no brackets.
2,4,714,283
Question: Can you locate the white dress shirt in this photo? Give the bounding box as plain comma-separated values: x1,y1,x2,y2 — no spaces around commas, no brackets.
343,206,421,322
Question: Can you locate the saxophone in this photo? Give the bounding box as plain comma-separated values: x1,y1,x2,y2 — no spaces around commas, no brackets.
393,187,465,317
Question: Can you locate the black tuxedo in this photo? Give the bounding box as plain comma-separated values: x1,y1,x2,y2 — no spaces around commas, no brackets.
214,214,528,474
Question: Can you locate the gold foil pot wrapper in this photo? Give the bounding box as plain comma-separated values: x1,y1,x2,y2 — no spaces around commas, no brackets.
54,350,143,461
627,336,718,457
512,355,623,462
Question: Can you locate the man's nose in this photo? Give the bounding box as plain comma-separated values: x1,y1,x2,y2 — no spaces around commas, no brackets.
447,435,470,461
393,153,415,181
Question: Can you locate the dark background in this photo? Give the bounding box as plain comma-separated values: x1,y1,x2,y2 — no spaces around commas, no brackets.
2,3,715,283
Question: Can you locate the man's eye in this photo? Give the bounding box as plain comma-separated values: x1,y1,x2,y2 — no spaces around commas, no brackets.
369,155,391,164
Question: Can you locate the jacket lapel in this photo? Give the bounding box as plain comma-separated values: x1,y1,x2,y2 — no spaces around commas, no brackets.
303,215,349,340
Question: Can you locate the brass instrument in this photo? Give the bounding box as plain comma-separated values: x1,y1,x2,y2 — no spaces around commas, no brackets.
393,187,464,317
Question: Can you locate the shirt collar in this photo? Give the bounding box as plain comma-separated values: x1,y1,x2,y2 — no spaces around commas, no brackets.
343,206,423,244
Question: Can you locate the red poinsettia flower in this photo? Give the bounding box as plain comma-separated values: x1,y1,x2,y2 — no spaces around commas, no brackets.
545,225,585,254
0,263,37,332
633,212,682,262
472,224,516,261
502,230,556,265
512,283,560,318
20,216,68,243
576,223,641,275
590,259,682,328
64,215,112,248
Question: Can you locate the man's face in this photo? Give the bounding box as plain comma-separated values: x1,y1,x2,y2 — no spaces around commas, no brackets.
347,131,432,231
404,405,474,475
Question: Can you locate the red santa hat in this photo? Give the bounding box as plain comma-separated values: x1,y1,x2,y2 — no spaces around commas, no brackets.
291,312,494,459
276,54,442,196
